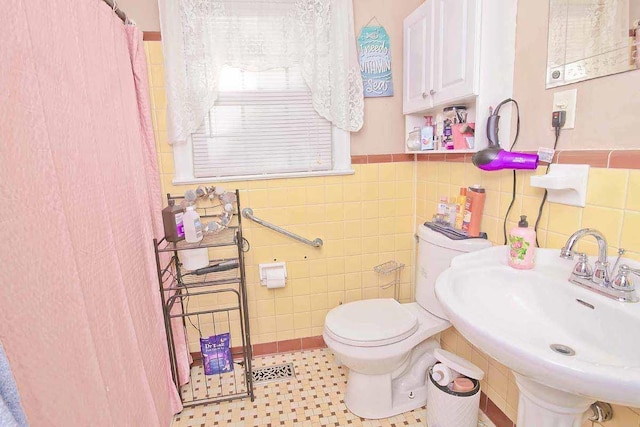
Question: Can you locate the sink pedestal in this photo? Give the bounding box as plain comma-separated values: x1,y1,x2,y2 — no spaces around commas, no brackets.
515,374,593,427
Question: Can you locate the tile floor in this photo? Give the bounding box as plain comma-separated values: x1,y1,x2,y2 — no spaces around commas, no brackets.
172,348,495,427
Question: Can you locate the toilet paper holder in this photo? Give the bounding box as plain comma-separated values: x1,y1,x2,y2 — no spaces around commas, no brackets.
259,262,288,288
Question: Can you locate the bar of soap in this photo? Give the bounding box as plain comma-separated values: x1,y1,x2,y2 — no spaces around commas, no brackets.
452,377,475,392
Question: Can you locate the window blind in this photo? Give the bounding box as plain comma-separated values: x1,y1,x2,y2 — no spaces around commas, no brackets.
192,66,333,178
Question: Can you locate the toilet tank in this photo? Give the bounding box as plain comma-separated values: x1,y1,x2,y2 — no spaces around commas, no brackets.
415,225,492,319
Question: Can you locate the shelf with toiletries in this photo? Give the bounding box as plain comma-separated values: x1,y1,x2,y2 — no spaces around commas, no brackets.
153,188,254,408
157,226,239,253
405,103,478,153
428,185,487,240
403,0,517,154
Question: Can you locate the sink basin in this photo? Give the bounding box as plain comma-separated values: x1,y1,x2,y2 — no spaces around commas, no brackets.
435,246,640,426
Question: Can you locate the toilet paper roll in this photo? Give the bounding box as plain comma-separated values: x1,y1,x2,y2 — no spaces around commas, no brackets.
266,279,285,289
432,363,462,387
259,262,288,289
265,268,286,288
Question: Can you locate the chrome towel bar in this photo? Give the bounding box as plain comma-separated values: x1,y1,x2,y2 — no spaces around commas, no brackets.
241,208,323,248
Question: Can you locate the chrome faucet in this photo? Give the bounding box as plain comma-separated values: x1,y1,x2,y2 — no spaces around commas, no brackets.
560,229,610,284
560,228,638,303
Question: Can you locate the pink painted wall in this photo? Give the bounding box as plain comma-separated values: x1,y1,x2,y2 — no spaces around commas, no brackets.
118,0,640,153
512,0,640,151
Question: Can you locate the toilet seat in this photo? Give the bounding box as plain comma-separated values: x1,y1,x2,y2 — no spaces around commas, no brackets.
324,299,418,347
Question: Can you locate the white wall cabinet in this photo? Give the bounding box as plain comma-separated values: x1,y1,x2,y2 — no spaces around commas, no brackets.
403,0,478,114
403,1,434,113
433,0,478,106
403,0,518,153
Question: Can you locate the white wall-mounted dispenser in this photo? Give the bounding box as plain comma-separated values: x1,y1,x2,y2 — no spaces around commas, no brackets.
530,164,590,207
259,262,287,289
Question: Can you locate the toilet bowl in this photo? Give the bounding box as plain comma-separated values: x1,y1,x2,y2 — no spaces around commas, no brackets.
323,299,449,419
323,225,492,419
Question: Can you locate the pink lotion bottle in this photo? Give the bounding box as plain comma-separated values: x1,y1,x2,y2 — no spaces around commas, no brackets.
508,215,536,269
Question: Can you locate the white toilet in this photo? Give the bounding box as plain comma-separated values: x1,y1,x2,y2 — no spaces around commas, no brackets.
323,225,492,419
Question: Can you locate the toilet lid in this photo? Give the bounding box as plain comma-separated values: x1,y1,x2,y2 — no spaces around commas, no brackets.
324,299,418,347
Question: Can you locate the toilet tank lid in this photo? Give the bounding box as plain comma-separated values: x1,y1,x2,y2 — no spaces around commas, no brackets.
417,225,492,252
324,299,418,347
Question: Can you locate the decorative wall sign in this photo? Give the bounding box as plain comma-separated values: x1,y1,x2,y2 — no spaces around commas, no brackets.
357,21,393,98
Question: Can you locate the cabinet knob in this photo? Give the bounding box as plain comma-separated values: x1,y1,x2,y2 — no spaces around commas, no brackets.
422,92,427,99
430,89,436,95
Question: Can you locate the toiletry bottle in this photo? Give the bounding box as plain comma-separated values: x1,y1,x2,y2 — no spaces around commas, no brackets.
454,187,467,229
162,199,185,242
421,116,435,150
434,114,445,151
183,205,204,243
447,199,457,227
508,215,536,269
437,196,448,216
462,185,486,237
436,196,448,224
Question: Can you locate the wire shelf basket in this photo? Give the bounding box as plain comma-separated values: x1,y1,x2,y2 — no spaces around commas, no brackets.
374,261,405,301
374,260,405,275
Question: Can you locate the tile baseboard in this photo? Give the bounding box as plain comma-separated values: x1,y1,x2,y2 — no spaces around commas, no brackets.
143,31,161,41
353,149,640,170
253,335,327,356
189,335,327,365
480,391,516,427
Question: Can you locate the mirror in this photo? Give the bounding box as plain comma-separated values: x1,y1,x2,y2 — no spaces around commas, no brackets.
546,0,639,88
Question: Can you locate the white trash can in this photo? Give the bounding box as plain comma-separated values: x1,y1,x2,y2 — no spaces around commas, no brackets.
426,349,484,427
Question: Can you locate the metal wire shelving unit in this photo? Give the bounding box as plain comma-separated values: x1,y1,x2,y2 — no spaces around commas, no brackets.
153,189,254,408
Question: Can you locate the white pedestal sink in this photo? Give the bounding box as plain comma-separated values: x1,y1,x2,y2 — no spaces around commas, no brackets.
435,247,640,427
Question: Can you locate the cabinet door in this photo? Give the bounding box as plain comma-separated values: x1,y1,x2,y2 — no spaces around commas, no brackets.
433,0,478,105
403,1,434,114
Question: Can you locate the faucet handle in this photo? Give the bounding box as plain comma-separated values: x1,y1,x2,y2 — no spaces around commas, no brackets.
572,253,593,279
593,259,610,285
612,264,640,291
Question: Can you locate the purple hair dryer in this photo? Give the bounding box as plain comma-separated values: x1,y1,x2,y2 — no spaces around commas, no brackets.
472,99,539,171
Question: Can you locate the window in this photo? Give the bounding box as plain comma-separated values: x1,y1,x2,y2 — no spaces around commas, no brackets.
172,67,352,183
161,0,363,183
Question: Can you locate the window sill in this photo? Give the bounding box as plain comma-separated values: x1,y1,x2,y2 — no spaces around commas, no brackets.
172,169,355,185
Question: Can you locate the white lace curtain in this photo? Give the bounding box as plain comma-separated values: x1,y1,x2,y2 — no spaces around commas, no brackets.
158,0,364,144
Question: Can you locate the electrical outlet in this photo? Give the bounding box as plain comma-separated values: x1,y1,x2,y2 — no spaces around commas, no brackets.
552,89,577,129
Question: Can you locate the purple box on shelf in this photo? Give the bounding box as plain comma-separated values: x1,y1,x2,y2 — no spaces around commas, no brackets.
200,333,233,375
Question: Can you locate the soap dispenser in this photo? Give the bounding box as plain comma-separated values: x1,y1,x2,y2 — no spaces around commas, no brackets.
508,215,536,269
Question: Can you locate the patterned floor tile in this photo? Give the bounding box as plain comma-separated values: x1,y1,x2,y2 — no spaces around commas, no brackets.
172,348,495,427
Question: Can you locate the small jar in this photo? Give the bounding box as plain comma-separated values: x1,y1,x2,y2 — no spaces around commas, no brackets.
406,128,421,151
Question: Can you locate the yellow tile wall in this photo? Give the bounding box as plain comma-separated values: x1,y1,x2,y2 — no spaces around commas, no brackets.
417,160,640,424
144,41,417,351
145,39,639,424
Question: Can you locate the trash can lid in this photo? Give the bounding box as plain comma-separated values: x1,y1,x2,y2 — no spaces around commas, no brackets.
434,348,485,380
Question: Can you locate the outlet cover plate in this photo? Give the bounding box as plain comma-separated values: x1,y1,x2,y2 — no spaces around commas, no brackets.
552,89,577,129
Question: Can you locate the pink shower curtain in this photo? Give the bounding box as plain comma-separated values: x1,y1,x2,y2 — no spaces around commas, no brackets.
0,0,182,425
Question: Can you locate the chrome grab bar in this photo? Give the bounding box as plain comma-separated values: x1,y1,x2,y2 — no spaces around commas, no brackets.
241,208,323,248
